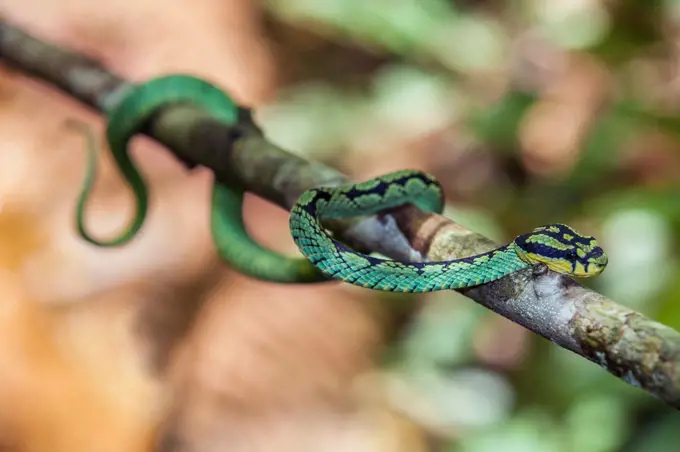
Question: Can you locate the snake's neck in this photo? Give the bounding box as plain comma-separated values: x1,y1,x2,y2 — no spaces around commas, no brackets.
468,241,529,273
502,241,528,264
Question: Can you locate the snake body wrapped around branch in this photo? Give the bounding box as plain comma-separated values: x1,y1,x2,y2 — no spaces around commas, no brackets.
289,171,609,292
70,74,609,290
70,74,324,283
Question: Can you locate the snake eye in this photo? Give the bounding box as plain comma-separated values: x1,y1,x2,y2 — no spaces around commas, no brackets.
566,250,577,260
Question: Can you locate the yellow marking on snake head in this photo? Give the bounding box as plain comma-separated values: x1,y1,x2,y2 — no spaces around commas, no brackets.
515,224,608,278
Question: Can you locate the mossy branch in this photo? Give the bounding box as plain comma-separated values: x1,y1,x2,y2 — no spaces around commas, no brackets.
1,18,679,410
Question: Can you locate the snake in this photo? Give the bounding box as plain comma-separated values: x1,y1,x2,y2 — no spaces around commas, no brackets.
289,170,609,292
71,74,324,283
70,73,608,290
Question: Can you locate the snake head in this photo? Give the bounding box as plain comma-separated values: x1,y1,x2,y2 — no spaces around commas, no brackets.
514,224,608,278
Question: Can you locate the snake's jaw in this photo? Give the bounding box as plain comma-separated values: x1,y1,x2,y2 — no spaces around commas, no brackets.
519,252,608,278
581,252,608,277
514,247,564,271
524,255,583,276
544,258,576,275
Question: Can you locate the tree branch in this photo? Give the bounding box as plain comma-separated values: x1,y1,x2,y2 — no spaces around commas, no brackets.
1,18,679,409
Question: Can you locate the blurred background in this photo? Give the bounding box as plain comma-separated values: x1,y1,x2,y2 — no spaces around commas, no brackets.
0,0,678,451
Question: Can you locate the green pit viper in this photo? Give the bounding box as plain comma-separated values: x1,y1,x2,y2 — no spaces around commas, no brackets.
71,74,609,292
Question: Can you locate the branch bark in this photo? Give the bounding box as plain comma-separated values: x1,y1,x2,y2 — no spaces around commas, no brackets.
1,18,679,409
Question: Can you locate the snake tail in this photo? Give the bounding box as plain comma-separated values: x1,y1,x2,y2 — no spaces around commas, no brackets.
73,74,326,283
73,75,238,246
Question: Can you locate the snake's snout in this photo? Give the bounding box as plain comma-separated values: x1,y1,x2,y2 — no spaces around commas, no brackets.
583,250,608,277
573,244,608,278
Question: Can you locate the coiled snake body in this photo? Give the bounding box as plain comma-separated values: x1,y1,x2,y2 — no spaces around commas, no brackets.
289,170,608,292
71,74,608,290
72,74,323,283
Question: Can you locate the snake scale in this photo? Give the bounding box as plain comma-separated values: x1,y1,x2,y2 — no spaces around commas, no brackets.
71,74,609,291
